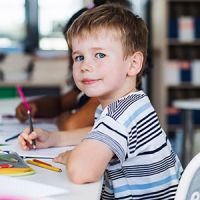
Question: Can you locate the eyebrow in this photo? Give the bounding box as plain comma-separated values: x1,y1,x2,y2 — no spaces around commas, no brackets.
72,47,106,55
72,51,81,56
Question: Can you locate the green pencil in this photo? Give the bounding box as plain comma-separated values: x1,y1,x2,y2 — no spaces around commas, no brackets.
0,144,9,146
0,155,17,162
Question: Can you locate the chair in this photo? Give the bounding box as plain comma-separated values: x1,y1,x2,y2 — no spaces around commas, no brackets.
175,152,200,200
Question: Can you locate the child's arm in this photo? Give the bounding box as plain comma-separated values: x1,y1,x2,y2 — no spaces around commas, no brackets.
15,88,80,122
57,97,99,130
54,139,114,184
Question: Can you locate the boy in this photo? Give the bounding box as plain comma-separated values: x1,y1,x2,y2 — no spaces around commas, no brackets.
19,4,183,199
15,1,131,132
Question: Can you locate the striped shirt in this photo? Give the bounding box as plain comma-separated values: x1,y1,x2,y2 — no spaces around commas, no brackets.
85,90,183,200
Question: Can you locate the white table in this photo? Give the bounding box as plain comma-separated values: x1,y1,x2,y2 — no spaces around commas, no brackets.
0,98,102,200
173,99,200,168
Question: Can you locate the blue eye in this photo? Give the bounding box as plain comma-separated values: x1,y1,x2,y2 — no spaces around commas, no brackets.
96,53,105,59
74,55,84,62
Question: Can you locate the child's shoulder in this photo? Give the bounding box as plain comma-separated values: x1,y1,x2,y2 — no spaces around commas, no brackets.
109,90,148,113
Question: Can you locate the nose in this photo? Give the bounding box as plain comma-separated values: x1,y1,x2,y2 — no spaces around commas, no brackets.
80,62,93,72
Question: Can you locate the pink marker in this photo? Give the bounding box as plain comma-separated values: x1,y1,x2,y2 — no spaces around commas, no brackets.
16,84,31,111
16,84,36,149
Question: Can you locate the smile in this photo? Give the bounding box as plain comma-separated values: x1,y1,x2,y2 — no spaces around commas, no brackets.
82,78,99,85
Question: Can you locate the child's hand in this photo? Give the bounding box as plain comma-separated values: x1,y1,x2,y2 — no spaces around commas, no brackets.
18,128,52,150
53,151,71,164
16,102,37,122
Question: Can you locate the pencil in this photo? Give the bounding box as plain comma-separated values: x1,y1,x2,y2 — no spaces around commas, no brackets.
0,163,13,168
5,133,21,142
32,159,52,166
0,155,17,162
26,160,62,172
16,84,36,149
0,167,33,174
27,110,36,149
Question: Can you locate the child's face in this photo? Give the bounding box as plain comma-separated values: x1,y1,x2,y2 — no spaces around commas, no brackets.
71,29,135,106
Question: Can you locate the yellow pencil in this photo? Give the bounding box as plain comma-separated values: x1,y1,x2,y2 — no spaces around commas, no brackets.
26,160,62,172
0,167,33,174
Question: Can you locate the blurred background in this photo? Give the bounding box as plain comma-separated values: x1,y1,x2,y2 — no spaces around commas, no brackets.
1,0,200,166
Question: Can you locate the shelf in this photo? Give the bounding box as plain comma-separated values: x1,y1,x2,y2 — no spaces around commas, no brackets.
167,124,200,132
167,85,200,89
169,0,200,3
168,39,200,46
151,0,200,132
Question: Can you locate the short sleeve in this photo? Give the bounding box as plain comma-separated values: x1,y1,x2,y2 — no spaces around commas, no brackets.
84,115,128,163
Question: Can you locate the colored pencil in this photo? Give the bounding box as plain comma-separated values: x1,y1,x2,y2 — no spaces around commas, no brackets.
16,84,36,149
26,160,62,172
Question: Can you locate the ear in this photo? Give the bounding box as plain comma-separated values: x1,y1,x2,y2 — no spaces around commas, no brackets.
127,51,144,76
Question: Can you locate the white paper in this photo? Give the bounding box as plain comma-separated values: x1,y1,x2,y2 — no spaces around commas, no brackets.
1,136,74,159
0,175,69,198
1,140,74,158
0,121,74,158
17,144,74,159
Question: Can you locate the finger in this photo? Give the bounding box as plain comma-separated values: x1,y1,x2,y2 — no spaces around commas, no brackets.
20,128,34,146
18,135,30,150
53,153,66,164
53,156,60,163
19,133,35,150
28,131,38,140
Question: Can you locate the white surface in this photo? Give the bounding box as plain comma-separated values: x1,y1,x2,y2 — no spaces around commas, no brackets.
20,158,102,200
0,175,69,198
0,98,102,200
173,99,200,110
0,98,21,115
175,152,200,200
0,121,58,136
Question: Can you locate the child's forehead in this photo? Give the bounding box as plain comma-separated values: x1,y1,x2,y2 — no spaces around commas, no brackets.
72,27,120,42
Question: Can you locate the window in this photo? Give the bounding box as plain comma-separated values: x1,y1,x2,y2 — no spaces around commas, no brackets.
38,0,84,50
0,0,26,51
0,0,84,52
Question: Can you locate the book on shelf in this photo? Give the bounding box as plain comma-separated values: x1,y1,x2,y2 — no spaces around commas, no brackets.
179,61,191,83
168,16,200,41
178,16,195,42
166,107,181,126
166,59,200,85
167,107,200,126
191,60,200,85
168,17,178,39
165,60,180,85
195,17,200,39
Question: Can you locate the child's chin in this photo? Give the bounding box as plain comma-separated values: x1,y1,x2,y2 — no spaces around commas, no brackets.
85,93,97,97
84,91,99,97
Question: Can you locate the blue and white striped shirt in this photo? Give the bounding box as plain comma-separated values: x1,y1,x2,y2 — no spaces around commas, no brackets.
85,90,183,200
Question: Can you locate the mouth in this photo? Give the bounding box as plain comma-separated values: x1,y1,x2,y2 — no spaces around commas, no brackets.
81,78,99,85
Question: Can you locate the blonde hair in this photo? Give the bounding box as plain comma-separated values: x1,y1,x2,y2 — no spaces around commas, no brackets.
67,4,148,86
